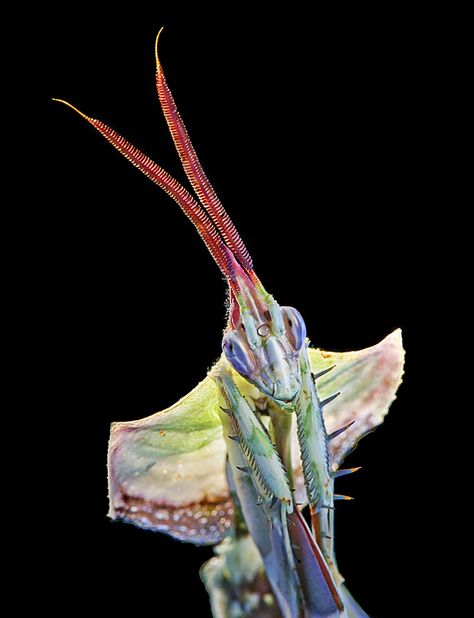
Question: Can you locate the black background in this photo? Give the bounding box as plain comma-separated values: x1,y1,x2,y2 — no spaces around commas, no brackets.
31,4,446,616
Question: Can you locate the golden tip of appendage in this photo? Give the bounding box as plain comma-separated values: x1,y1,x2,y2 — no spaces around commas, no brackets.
155,27,165,68
52,98,90,121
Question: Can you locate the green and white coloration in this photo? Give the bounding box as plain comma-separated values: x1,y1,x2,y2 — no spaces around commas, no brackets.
296,345,334,511
55,30,405,618
216,367,294,509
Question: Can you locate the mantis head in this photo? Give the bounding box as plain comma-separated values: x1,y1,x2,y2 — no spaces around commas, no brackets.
222,253,306,403
53,29,307,403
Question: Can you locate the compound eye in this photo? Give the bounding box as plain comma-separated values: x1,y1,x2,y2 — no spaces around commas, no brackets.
222,330,255,377
281,306,307,350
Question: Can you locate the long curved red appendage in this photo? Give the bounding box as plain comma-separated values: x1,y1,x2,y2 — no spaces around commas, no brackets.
155,29,254,274
52,99,235,283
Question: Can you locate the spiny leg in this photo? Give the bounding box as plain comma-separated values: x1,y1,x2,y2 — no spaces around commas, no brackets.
295,344,355,585
295,344,334,525
213,366,303,618
215,366,295,509
214,364,344,617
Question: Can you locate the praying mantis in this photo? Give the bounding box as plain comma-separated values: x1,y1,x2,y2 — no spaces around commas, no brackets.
54,30,404,618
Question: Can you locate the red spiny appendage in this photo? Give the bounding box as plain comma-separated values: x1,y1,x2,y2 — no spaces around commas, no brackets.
53,97,233,279
155,58,253,273
90,117,232,276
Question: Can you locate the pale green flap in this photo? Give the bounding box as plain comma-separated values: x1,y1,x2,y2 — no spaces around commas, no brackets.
307,329,405,468
108,363,232,545
108,331,404,545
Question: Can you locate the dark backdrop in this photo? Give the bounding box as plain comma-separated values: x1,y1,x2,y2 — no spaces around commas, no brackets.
34,6,439,616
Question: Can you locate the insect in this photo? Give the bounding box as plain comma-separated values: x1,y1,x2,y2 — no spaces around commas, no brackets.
55,29,404,618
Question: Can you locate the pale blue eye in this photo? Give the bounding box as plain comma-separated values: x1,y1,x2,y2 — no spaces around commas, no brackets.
222,331,255,377
281,306,307,350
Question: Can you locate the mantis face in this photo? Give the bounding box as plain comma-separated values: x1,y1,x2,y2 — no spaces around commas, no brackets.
214,247,307,402
222,300,307,403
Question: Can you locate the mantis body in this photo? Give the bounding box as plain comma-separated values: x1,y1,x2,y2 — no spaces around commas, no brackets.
55,30,405,618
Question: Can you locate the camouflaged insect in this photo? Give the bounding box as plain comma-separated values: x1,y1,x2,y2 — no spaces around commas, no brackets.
55,29,405,618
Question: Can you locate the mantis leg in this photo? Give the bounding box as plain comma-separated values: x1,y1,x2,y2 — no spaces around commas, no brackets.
213,366,303,618
294,344,343,586
213,364,344,618
214,367,294,508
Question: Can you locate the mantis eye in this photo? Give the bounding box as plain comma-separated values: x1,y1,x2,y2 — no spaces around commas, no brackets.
222,330,255,377
281,306,307,350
